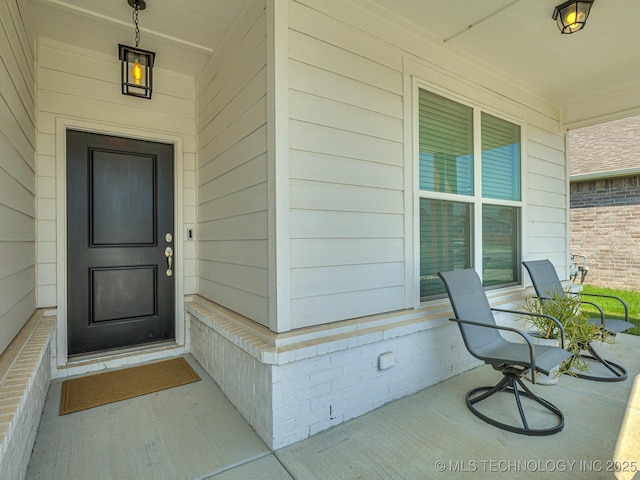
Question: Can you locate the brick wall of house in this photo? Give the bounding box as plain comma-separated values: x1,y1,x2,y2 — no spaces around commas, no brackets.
187,297,529,450
570,175,640,291
0,314,54,480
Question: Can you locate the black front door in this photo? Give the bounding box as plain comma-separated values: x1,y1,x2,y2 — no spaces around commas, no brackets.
66,130,175,355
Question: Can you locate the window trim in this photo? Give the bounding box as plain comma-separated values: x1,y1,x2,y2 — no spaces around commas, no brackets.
412,79,526,304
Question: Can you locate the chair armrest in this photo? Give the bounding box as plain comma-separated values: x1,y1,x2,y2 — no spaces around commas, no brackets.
579,292,629,324
491,307,566,350
567,292,610,326
577,299,606,325
448,317,537,383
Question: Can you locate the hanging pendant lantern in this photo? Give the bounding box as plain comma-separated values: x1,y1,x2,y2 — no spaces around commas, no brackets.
120,0,155,99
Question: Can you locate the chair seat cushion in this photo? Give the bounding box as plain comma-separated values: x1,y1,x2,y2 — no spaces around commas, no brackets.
476,339,571,376
588,317,634,335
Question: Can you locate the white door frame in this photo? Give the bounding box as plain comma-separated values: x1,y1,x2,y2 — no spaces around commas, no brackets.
55,117,186,369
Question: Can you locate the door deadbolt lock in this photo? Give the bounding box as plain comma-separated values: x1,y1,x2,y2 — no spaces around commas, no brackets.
165,246,173,276
165,233,173,243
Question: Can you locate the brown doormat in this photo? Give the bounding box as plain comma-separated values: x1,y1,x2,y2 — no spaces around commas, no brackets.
59,357,201,415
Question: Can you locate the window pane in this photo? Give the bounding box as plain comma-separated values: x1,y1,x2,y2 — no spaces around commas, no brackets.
420,198,472,299
482,205,520,287
481,113,521,201
419,89,473,195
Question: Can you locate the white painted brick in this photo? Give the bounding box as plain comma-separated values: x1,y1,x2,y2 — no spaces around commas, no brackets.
342,358,366,377
186,297,504,450
276,350,292,364
357,331,384,346
329,373,359,392
274,418,299,437
314,366,342,384
309,415,343,436
0,317,54,480
289,355,331,377
295,409,327,430
275,400,311,423
326,338,348,353
292,345,318,361
332,347,362,367
189,314,273,445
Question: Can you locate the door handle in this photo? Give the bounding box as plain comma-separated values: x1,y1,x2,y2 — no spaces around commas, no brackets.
165,246,173,276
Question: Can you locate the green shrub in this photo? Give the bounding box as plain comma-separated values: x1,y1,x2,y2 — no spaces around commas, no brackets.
519,289,614,374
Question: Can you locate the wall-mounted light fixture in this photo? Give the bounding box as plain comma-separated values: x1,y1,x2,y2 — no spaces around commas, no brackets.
552,0,594,34
119,0,155,99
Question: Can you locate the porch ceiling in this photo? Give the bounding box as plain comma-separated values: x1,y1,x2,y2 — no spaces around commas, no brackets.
28,0,640,128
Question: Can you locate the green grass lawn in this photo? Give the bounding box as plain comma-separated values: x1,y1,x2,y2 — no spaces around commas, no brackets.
579,284,640,336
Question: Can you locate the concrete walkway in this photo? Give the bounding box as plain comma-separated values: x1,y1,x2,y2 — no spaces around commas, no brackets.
26,335,640,479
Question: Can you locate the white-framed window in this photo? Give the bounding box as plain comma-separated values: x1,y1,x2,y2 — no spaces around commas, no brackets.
416,86,523,300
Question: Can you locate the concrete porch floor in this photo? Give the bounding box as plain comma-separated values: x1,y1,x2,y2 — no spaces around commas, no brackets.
26,335,640,480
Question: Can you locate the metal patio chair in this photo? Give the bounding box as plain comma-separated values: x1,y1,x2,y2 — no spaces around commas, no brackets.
439,269,571,436
523,259,634,382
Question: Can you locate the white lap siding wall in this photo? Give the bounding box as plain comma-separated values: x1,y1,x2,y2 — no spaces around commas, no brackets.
0,0,36,357
196,1,270,328
192,0,567,449
287,0,567,328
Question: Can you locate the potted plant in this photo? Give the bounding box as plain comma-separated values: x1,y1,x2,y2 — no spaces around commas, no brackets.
519,289,614,383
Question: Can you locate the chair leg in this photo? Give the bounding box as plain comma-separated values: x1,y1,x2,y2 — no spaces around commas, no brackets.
466,372,564,436
570,343,627,382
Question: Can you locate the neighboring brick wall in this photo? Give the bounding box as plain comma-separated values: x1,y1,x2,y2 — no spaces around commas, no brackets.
570,175,640,290
0,313,54,480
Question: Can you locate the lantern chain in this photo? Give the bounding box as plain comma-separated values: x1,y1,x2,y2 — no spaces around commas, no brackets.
133,3,140,47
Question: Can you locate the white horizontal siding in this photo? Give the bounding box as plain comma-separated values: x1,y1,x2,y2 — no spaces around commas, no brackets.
199,260,268,297
289,90,402,142
290,210,404,239
290,238,404,269
306,0,559,121
199,126,267,187
289,30,402,96
291,263,404,298
290,120,403,166
198,153,267,204
290,150,403,190
525,126,567,265
290,287,406,328
289,60,403,119
527,173,564,199
288,0,566,329
287,0,410,329
199,183,268,222
290,180,403,214
35,37,198,307
197,2,269,327
0,0,36,355
199,240,268,268
198,278,269,324
198,96,267,168
199,211,268,240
